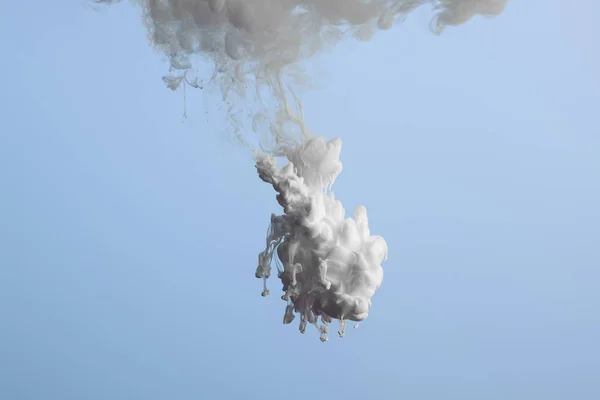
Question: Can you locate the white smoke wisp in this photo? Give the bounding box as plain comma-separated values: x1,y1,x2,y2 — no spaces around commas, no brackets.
98,0,507,145
98,0,508,340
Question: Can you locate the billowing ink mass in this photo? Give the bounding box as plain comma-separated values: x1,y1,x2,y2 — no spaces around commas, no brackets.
98,0,507,340
255,136,388,341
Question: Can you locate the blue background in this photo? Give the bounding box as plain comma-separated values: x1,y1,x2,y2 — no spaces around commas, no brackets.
1,1,599,398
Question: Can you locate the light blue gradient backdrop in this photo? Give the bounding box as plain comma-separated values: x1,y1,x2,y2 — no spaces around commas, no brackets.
1,1,599,399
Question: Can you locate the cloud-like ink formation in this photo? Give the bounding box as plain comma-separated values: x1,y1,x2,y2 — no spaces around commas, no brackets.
100,0,507,143
98,0,507,340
